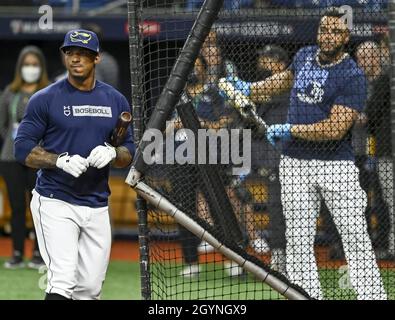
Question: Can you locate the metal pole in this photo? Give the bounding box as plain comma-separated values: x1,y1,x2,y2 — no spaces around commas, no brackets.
131,180,310,300
389,0,395,257
127,0,151,300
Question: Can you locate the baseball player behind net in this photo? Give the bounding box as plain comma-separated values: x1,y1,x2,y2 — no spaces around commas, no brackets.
222,7,387,300
14,29,135,300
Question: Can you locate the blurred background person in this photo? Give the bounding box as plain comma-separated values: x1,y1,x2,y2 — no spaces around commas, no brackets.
361,38,395,260
378,32,391,68
322,40,393,261
83,23,120,90
250,44,289,273
196,33,270,259
173,34,270,277
165,53,229,278
0,45,50,269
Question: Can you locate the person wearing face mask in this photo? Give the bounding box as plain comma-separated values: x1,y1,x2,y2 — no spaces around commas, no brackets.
0,45,50,269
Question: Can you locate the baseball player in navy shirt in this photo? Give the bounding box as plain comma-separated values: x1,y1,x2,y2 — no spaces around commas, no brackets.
14,29,135,300
223,8,386,299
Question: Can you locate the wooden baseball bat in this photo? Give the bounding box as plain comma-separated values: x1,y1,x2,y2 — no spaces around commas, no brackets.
110,111,133,147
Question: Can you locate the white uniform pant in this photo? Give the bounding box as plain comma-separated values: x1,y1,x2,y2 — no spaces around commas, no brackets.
279,156,387,300
30,189,112,300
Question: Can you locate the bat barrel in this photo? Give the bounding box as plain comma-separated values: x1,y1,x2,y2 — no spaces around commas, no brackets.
120,111,133,122
111,111,133,147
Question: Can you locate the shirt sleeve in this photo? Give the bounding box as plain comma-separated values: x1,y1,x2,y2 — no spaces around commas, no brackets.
288,47,307,74
14,92,48,164
334,68,367,113
118,95,136,157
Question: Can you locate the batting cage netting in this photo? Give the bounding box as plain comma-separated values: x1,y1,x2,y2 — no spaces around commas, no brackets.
126,0,394,300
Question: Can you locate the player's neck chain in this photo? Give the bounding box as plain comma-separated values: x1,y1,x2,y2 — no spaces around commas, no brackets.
315,50,349,68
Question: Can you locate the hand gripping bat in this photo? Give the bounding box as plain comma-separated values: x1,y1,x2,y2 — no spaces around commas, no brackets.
218,78,268,138
110,111,133,147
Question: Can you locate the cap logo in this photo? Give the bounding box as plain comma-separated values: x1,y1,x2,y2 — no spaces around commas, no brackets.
70,31,92,44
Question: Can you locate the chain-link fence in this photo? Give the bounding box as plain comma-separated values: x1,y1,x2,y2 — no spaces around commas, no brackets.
128,0,394,300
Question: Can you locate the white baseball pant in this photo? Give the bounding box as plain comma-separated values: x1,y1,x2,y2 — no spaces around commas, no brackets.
30,189,112,300
279,156,387,300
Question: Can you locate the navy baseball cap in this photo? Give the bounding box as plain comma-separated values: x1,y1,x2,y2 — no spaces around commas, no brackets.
60,29,100,54
257,45,289,64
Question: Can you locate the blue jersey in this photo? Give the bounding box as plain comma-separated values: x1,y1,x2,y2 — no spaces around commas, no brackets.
283,46,367,161
14,78,135,207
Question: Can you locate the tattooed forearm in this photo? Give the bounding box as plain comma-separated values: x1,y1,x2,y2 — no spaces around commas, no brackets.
25,146,59,169
112,146,133,168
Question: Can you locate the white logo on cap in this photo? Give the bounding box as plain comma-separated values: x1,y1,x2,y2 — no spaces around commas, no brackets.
70,31,92,44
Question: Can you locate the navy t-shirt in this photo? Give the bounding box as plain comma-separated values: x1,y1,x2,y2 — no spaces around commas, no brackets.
283,46,367,161
14,78,135,207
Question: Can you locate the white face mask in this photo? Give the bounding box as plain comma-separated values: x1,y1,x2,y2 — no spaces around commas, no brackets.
21,65,41,83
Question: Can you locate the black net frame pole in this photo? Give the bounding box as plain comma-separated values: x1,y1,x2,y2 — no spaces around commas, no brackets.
127,0,150,300
390,0,395,258
176,94,246,246
131,180,311,300
131,0,225,174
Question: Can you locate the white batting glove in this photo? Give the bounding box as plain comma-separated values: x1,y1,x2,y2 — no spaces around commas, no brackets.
56,152,89,178
87,143,117,169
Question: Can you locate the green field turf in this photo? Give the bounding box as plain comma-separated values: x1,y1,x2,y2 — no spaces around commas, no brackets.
150,262,284,300
0,258,141,300
319,268,395,300
0,258,393,300
147,263,395,300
